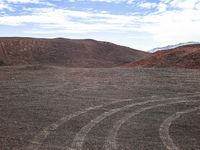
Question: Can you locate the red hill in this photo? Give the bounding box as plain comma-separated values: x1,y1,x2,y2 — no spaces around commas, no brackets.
0,37,149,68
121,44,200,69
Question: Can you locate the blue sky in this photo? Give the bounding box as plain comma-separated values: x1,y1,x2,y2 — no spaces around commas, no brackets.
0,0,200,51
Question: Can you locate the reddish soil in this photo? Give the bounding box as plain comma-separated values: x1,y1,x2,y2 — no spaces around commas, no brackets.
0,66,200,150
0,37,149,68
121,44,200,69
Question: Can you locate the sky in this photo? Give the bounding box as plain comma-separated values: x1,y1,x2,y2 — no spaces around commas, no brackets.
0,0,200,51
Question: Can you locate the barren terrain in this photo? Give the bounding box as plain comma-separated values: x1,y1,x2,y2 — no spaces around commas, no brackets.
121,44,200,69
0,37,149,68
0,65,200,150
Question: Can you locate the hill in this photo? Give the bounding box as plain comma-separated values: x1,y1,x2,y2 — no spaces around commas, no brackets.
121,44,200,69
0,37,149,68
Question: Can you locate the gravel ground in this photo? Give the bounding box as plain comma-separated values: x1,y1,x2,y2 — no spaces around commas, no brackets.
0,65,200,150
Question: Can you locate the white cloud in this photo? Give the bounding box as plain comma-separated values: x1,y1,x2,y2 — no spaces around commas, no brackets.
0,1,12,10
6,0,42,4
0,8,141,33
157,3,168,12
138,1,168,12
139,2,157,9
69,0,135,4
4,0,54,7
170,0,200,9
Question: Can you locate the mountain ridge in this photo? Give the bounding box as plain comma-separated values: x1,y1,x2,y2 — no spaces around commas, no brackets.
149,41,200,53
0,37,149,68
121,44,200,69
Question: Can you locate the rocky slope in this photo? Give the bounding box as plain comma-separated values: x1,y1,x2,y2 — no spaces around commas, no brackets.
121,44,200,69
0,37,149,68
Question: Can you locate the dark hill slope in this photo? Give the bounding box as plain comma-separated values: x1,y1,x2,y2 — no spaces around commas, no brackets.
0,37,149,68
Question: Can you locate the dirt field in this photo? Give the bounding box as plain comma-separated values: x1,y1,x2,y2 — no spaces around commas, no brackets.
0,65,200,150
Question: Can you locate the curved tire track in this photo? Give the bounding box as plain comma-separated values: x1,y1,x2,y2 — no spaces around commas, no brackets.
70,94,200,150
25,98,134,150
26,93,200,150
70,99,160,150
105,100,199,150
159,106,200,150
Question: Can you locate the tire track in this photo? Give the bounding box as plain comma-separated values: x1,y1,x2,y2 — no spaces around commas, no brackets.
25,98,134,150
70,99,160,150
71,94,200,150
26,92,200,150
159,106,200,150
105,100,200,150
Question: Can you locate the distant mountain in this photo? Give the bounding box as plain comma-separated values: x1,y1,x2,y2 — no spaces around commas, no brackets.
149,42,200,53
121,44,200,69
0,37,149,68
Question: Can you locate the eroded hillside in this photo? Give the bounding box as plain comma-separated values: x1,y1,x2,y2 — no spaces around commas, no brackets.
0,37,149,68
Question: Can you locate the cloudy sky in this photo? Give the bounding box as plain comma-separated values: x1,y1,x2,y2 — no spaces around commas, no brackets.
0,0,200,51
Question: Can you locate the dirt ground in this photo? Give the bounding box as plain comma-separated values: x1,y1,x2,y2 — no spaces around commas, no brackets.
0,65,200,150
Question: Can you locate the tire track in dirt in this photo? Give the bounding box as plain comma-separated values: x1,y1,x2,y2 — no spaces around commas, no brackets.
105,100,200,150
26,92,200,150
159,106,200,150
70,93,200,150
25,98,134,150
70,99,160,150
